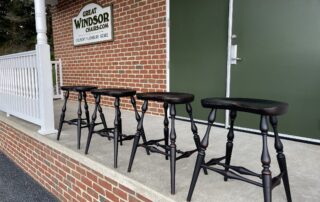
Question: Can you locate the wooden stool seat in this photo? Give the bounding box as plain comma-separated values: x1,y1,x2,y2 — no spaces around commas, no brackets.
60,86,76,91
74,86,97,92
61,85,97,92
202,97,288,116
91,88,136,97
137,92,194,104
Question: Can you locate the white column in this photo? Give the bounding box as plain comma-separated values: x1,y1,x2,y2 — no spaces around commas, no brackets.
35,0,57,135
166,0,170,92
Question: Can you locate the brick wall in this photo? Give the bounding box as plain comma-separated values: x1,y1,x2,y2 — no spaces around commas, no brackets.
52,0,167,115
0,121,152,202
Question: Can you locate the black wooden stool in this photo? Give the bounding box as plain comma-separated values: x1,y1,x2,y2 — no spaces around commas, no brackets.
187,98,292,202
127,92,202,194
84,88,150,168
57,85,97,149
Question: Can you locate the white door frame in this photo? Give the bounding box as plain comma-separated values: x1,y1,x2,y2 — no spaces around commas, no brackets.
225,0,235,127
166,0,170,92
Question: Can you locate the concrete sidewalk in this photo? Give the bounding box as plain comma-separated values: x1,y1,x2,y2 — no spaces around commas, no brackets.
47,100,320,202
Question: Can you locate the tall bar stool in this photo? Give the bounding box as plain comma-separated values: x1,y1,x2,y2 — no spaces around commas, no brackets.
127,92,202,194
187,97,292,202
84,88,150,168
57,85,97,149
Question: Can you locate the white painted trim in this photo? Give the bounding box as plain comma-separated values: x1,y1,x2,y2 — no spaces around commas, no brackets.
59,59,63,99
35,0,57,135
166,0,170,92
225,0,234,128
35,0,48,45
51,59,63,99
0,50,36,59
0,50,41,125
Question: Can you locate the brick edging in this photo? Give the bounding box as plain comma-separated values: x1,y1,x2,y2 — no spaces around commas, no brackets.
0,121,153,202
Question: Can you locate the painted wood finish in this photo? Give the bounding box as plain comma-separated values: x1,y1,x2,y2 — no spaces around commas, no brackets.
0,51,41,125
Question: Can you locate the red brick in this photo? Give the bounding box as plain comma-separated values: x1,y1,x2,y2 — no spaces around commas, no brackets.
119,184,135,195
105,190,120,202
113,187,128,200
66,160,76,169
76,180,87,191
71,170,81,180
76,166,86,175
98,178,112,191
67,174,76,183
82,191,93,202
52,0,167,115
87,187,99,199
63,191,72,201
81,176,93,187
93,182,105,195
104,176,118,186
86,170,98,182
67,188,77,199
73,185,82,195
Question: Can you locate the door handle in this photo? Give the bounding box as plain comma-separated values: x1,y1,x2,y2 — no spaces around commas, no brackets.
230,45,241,64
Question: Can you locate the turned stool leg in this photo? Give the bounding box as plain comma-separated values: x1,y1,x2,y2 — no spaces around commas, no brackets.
128,100,148,172
186,103,207,175
260,115,272,202
57,90,69,140
186,104,201,151
85,94,100,154
118,100,123,146
224,110,237,181
113,97,121,168
83,91,90,128
97,102,109,139
270,116,292,202
169,104,177,194
164,103,169,160
187,152,205,202
77,92,83,149
187,109,216,202
131,96,149,155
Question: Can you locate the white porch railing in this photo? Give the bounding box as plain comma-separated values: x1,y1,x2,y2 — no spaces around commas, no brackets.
52,59,63,99
0,50,41,125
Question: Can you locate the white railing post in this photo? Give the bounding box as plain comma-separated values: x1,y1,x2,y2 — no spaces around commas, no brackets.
59,59,63,99
0,51,41,125
51,59,63,99
35,0,57,135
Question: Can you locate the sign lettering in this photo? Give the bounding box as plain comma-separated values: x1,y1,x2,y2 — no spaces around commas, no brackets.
72,3,113,46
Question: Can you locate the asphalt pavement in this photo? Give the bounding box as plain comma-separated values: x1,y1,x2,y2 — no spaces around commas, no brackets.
0,151,58,202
